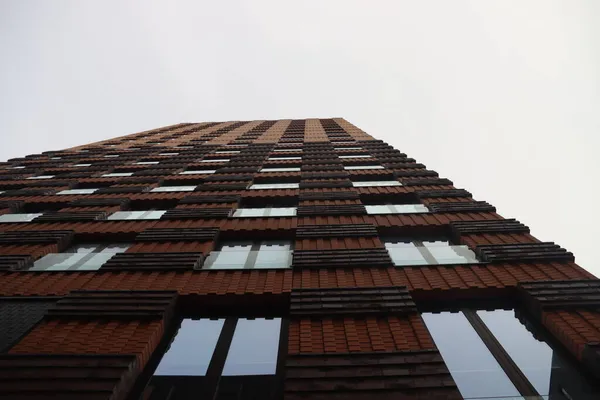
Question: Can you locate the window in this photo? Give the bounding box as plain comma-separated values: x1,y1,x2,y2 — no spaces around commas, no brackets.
50,157,62,160
339,155,371,159
201,158,230,163
385,240,479,266
147,317,283,399
159,152,179,156
233,207,296,218
260,167,301,172
249,183,299,190
104,154,119,158
57,188,99,195
268,156,301,161
352,180,402,187
26,175,54,180
107,210,166,220
365,204,429,214
204,241,293,269
422,309,588,399
30,243,130,271
74,163,91,167
12,166,26,169
0,213,43,223
179,170,216,175
215,150,240,154
344,165,384,170
135,161,160,165
151,186,196,192
101,172,134,177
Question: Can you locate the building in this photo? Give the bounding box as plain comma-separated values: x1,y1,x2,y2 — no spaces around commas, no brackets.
0,118,598,400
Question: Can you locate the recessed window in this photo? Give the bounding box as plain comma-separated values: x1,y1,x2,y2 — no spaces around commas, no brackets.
260,167,301,173
201,159,230,163
352,181,402,187
74,163,92,167
30,243,130,271
344,165,384,170
339,155,371,159
101,172,134,177
26,175,54,180
385,239,479,266
107,210,166,220
104,154,119,158
233,207,297,218
57,188,99,195
150,186,196,192
0,213,43,223
148,317,283,398
366,204,429,214
179,170,216,175
268,156,301,161
249,183,299,190
422,309,579,399
159,152,179,156
135,161,160,165
204,241,293,269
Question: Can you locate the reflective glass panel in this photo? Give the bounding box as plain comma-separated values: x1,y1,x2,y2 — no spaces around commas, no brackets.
352,181,402,187
269,207,297,217
102,172,133,177
108,211,167,220
233,208,267,218
422,312,520,399
477,310,554,396
344,165,384,170
201,159,229,163
366,204,429,214
423,241,479,264
179,170,216,175
26,175,54,179
151,186,196,192
205,244,253,269
154,319,224,376
136,161,159,165
268,157,301,160
339,155,371,159
57,188,98,195
250,183,299,190
260,167,301,172
254,242,293,269
0,213,43,222
222,318,281,376
385,242,427,266
74,163,91,167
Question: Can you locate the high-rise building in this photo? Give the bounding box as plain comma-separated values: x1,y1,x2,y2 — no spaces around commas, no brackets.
0,118,598,400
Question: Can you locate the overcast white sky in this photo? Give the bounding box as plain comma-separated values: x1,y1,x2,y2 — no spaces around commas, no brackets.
1,1,599,275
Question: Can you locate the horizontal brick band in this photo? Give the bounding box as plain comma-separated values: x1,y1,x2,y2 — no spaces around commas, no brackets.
161,208,233,219
100,252,204,271
428,201,496,213
415,189,472,198
298,191,359,201
292,249,393,269
297,205,367,217
0,230,74,246
179,195,241,204
34,211,108,222
135,227,219,242
476,243,574,263
296,224,378,239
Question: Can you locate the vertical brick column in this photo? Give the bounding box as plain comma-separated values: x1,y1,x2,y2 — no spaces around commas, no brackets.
284,286,461,400
1,290,178,400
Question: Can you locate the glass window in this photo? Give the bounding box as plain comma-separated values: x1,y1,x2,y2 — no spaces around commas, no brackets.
215,150,240,154
249,183,299,190
135,161,160,165
159,152,179,156
344,165,384,170
201,159,229,163
101,172,134,177
30,243,130,271
339,155,371,159
179,170,216,175
12,166,26,169
423,312,520,399
260,167,301,172
57,188,99,195
204,241,293,270
385,240,479,266
366,204,429,214
477,310,554,396
154,319,225,376
104,154,119,158
26,175,54,179
0,213,43,222
222,318,281,376
50,157,62,160
151,186,196,192
107,210,166,220
352,181,402,187
268,156,301,160
233,207,296,218
74,163,91,167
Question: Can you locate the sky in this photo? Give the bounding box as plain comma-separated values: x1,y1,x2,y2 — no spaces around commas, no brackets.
1,1,599,275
